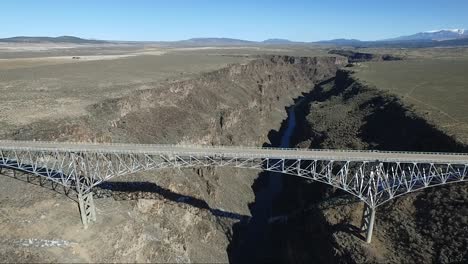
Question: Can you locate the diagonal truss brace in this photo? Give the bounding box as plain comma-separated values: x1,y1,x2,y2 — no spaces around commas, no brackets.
0,148,467,243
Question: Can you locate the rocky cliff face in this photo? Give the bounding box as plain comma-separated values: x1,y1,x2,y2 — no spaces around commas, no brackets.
4,55,347,262
268,69,468,263
11,55,346,145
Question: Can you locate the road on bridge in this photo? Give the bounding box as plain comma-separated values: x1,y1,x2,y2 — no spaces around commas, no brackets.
1,140,468,164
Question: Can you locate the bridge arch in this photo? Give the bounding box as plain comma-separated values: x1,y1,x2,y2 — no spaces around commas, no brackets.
1,141,467,243
2,157,466,208
1,157,466,244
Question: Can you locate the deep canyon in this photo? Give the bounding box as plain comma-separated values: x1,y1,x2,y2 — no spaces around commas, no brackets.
1,55,467,263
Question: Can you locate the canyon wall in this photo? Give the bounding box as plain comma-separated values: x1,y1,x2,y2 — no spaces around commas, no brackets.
4,55,347,262
268,69,468,263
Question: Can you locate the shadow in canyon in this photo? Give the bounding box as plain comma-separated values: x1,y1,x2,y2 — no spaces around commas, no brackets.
247,72,468,263
0,166,75,200
95,181,249,221
0,167,249,221
227,92,303,263
358,96,468,152
227,84,362,263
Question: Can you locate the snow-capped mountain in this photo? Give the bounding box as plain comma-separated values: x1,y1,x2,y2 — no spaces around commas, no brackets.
387,29,468,41
425,29,464,34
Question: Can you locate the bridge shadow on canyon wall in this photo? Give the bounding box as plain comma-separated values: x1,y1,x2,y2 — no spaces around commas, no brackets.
0,167,76,200
0,167,249,221
95,181,249,221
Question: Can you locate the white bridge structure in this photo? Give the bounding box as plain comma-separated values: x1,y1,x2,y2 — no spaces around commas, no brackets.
1,140,467,243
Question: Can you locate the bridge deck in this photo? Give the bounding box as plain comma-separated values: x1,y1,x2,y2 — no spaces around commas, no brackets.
1,140,468,164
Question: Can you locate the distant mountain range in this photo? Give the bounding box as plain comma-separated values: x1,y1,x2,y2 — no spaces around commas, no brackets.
314,38,363,45
173,38,301,46
314,29,468,47
1,29,468,48
177,37,255,45
385,29,467,41
261,38,297,44
0,36,108,44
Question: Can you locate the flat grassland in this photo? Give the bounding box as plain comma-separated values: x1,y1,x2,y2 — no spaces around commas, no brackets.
0,44,329,132
0,48,247,129
353,57,468,144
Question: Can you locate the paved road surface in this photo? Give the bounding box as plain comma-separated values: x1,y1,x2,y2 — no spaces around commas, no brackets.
1,140,468,164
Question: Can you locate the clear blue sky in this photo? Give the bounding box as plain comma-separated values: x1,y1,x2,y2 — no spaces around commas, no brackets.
1,0,467,41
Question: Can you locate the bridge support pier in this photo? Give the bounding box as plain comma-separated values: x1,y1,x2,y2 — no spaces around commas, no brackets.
360,203,376,244
78,192,96,228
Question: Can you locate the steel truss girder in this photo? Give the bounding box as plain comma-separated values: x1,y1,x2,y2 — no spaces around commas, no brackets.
1,150,467,208
1,149,467,241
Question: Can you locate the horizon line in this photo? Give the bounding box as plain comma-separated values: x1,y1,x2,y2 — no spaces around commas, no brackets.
1,27,467,43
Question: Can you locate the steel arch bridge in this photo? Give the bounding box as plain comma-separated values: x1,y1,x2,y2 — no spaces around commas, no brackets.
1,140,467,243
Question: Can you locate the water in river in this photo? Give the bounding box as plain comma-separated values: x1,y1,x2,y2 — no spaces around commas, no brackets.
230,106,296,261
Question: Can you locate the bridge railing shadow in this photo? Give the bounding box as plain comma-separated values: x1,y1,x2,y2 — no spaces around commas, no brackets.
0,166,248,221
95,181,250,221
0,166,75,200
